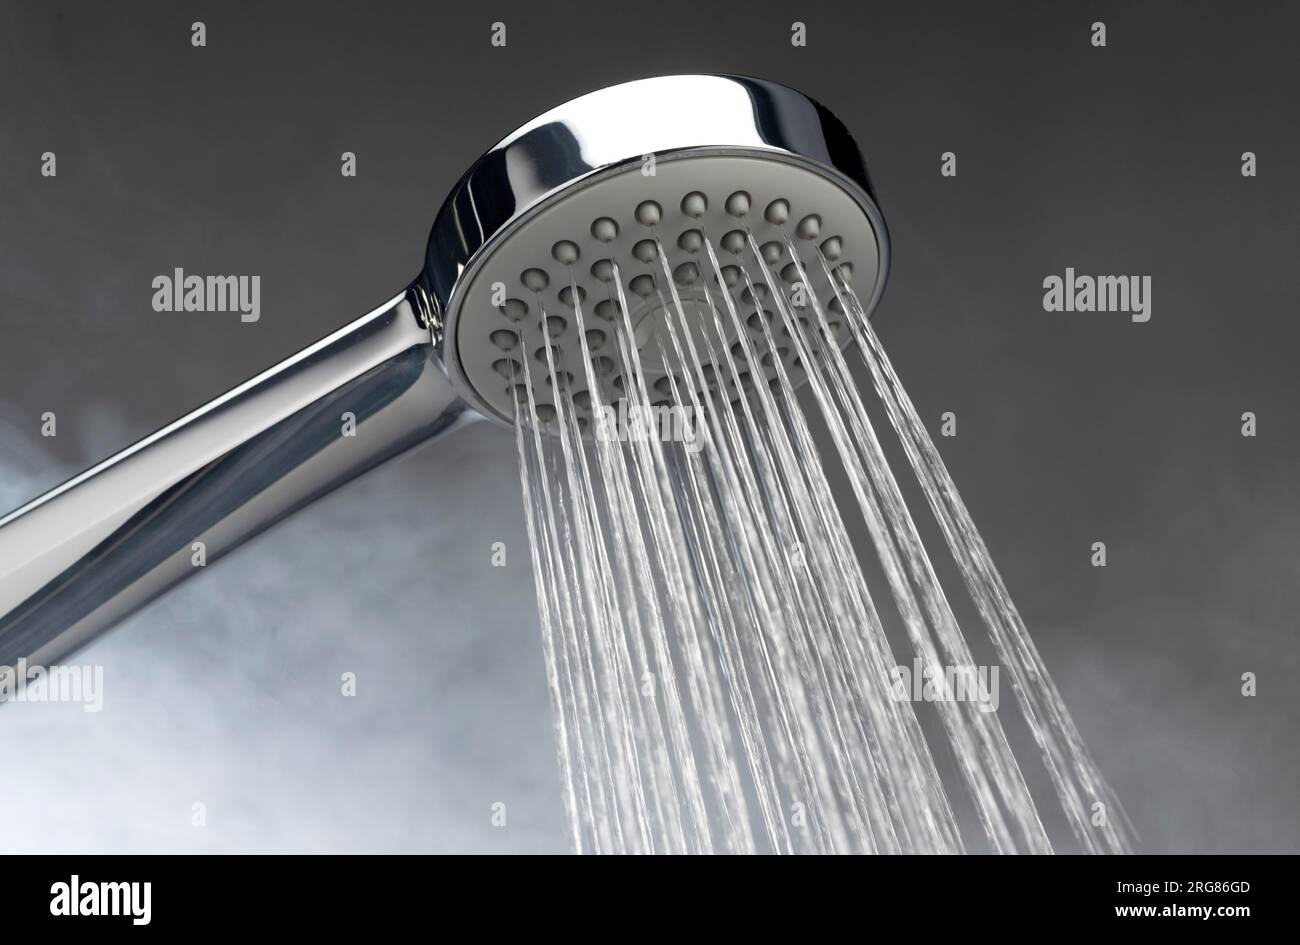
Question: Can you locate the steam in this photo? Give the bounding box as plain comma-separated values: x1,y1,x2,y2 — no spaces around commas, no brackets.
0,411,566,852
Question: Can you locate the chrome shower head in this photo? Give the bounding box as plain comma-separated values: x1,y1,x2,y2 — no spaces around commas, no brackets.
421,74,889,429
0,73,887,671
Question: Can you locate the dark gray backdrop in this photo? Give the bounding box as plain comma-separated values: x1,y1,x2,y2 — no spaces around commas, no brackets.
0,0,1295,853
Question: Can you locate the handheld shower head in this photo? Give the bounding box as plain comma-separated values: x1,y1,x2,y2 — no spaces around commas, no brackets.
423,74,888,428
0,74,887,670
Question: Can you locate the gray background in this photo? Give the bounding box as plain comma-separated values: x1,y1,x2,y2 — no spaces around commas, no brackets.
0,0,1296,853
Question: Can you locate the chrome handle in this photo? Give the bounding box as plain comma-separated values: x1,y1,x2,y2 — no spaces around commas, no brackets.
0,285,477,669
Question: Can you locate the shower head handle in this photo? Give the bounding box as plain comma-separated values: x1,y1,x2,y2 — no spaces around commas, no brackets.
0,289,471,670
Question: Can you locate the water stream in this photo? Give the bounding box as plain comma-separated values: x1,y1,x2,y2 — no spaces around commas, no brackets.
510,231,1133,855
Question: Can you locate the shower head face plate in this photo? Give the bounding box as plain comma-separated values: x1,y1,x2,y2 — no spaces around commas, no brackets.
457,154,878,424
422,75,890,429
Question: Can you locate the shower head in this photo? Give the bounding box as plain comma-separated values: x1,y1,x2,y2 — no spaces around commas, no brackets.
421,74,889,429
0,73,887,671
